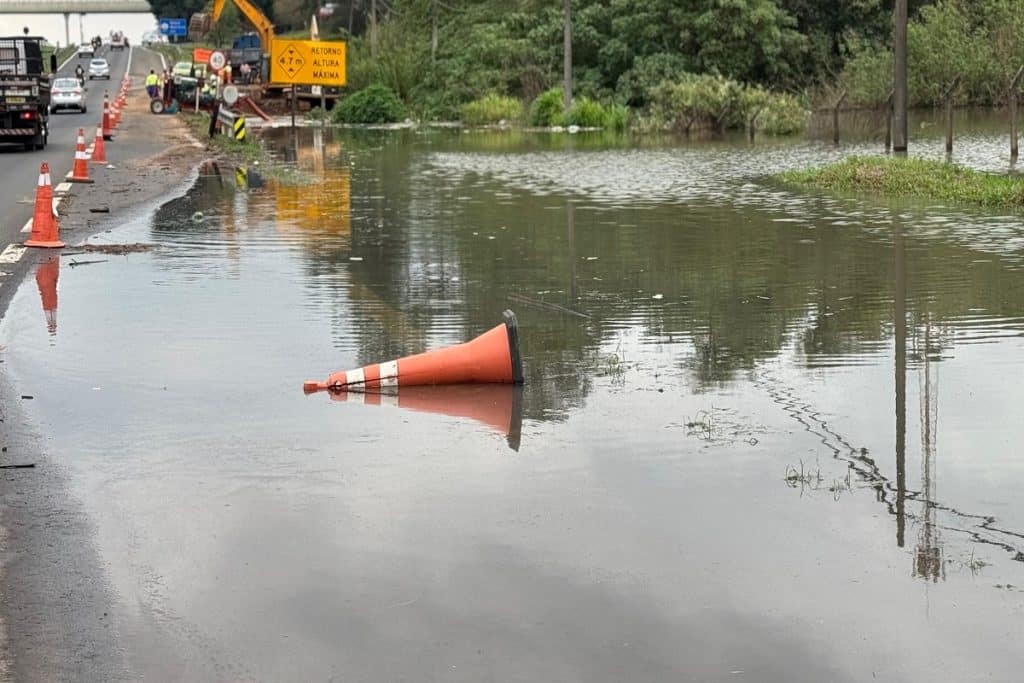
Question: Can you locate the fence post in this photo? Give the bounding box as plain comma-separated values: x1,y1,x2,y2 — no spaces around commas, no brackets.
884,89,894,152
943,75,961,155
1010,66,1024,161
833,90,848,145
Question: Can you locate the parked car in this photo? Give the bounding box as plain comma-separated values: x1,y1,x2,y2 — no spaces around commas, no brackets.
88,58,110,80
49,77,86,113
77,43,93,58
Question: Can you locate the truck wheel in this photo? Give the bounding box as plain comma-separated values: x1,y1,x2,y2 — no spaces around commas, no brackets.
150,98,165,114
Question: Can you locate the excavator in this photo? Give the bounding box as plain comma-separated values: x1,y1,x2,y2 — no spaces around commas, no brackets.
188,0,339,107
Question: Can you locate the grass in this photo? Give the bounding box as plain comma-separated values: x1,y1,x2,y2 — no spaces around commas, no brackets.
460,94,522,126
779,156,1024,208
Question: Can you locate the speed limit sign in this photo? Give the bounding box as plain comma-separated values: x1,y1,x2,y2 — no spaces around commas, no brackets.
208,50,227,71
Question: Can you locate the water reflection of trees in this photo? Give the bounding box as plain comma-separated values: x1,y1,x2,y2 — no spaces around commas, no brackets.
156,132,1024,426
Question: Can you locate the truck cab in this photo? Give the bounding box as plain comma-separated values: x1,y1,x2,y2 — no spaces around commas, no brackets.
0,36,52,151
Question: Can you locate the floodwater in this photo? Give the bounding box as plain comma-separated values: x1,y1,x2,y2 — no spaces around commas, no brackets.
2,112,1024,681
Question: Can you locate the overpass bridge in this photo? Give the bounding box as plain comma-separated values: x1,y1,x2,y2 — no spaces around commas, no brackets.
0,0,154,46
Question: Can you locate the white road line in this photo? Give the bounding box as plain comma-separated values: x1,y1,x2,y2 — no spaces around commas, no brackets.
0,245,26,264
20,219,32,234
126,45,134,77
54,182,72,194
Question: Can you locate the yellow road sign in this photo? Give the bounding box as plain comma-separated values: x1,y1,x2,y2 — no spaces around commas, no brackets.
270,39,346,87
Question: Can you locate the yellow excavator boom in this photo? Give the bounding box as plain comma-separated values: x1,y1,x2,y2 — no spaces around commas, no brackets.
193,0,275,53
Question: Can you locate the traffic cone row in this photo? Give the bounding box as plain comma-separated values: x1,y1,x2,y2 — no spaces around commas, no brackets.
26,66,134,249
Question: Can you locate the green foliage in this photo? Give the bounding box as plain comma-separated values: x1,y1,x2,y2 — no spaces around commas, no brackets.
650,74,808,135
460,94,523,126
779,156,1024,207
603,103,631,132
529,88,567,127
333,84,407,124
568,97,607,128
839,0,1024,107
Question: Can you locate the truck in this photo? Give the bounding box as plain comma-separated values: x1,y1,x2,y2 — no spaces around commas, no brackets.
111,31,127,50
0,36,52,151
189,0,341,107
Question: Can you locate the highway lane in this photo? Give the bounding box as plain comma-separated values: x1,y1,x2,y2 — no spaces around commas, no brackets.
0,44,131,250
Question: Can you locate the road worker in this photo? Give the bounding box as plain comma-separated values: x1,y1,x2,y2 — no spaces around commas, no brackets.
145,69,159,98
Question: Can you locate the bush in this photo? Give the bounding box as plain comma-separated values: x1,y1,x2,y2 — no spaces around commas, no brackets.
460,93,523,125
333,84,407,124
567,97,606,127
649,75,807,135
529,88,566,127
603,103,630,132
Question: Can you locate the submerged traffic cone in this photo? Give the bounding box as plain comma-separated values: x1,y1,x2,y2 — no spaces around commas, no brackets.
36,257,59,335
304,310,524,393
327,384,524,451
25,162,64,248
67,128,93,183
102,94,113,140
92,122,107,162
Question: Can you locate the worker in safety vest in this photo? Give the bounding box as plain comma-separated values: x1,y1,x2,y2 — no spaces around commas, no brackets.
145,70,159,99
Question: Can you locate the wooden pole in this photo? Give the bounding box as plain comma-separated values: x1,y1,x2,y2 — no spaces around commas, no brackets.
884,89,894,151
833,90,847,145
893,0,908,151
431,0,438,65
563,0,572,121
370,0,378,59
1010,66,1024,161
748,108,762,142
944,75,961,155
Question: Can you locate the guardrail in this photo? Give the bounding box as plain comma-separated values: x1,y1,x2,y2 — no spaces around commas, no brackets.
215,106,246,141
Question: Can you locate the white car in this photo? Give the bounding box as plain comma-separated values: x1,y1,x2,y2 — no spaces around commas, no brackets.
50,77,87,113
88,58,110,80
77,43,94,58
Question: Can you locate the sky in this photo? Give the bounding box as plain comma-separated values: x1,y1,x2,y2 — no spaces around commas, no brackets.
1,13,162,47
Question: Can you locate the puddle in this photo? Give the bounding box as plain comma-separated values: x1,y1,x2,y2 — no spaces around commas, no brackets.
2,123,1023,680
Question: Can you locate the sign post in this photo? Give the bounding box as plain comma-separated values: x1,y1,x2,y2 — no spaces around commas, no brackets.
269,39,347,130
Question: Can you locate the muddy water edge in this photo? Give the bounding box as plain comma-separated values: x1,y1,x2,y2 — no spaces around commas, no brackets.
2,113,1024,681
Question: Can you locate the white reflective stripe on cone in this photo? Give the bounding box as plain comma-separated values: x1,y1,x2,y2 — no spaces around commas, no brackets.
379,360,399,388
37,174,45,186
347,367,365,386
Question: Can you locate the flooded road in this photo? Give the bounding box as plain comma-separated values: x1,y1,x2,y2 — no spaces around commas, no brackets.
2,118,1023,680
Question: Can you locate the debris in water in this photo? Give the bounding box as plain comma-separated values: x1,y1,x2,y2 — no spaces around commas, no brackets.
69,259,108,268
191,211,204,222
82,243,154,255
20,395,33,400
0,464,35,469
88,207,110,213
652,294,664,300
349,257,363,261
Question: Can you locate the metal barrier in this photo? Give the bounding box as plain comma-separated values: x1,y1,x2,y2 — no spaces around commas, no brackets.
216,107,246,141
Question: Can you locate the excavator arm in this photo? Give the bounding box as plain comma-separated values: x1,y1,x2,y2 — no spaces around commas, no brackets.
192,0,275,53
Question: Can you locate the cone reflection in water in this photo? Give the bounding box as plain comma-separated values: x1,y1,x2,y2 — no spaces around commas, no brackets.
328,384,524,451
36,257,59,335
304,311,524,393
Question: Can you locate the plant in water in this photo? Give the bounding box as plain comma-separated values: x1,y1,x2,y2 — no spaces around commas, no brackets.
529,88,566,127
460,93,523,126
333,84,407,124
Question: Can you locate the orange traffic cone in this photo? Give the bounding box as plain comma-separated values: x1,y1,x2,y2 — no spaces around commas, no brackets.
304,310,524,393
327,384,524,450
92,122,107,162
102,94,113,140
25,162,64,248
36,257,59,335
67,128,93,184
